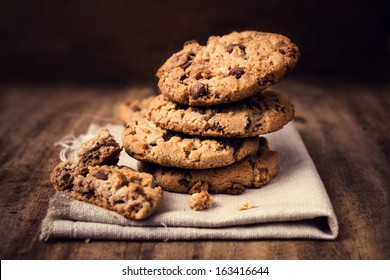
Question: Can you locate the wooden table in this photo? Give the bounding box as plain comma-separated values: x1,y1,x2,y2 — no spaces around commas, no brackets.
1,76,389,259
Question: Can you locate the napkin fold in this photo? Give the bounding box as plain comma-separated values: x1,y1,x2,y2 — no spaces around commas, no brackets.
41,122,338,241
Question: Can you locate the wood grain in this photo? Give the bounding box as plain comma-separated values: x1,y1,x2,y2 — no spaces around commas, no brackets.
0,77,389,259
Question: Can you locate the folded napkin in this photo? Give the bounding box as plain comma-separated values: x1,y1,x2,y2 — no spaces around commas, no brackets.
40,122,338,241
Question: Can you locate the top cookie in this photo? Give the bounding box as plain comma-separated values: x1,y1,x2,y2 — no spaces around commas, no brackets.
157,31,299,106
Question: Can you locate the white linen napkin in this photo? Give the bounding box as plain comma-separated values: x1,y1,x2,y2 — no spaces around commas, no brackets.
40,122,338,240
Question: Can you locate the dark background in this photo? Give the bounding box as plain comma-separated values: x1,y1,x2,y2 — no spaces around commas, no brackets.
0,0,389,84
1,0,390,260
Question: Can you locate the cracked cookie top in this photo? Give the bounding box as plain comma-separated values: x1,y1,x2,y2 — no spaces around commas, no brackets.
147,91,294,138
157,31,299,106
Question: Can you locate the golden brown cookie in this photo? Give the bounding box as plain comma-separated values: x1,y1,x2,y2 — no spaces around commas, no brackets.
121,101,260,169
148,91,294,138
144,138,280,195
157,31,299,106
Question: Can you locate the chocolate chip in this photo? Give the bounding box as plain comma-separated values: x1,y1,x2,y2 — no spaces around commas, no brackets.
181,61,192,70
181,52,196,70
95,170,108,180
227,44,234,53
191,107,206,114
279,49,286,55
190,82,208,99
183,39,198,46
238,44,246,52
227,43,246,54
229,67,245,79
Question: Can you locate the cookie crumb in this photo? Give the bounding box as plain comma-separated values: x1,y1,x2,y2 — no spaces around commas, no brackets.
188,190,213,211
237,202,254,211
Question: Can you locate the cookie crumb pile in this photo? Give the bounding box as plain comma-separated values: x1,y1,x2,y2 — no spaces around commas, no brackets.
121,31,299,206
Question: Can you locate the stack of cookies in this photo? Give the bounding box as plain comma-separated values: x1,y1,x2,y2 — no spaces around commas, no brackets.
120,31,299,199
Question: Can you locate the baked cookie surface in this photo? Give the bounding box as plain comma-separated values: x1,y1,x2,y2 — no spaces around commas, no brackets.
121,99,260,169
157,31,299,106
148,91,294,138
146,138,280,195
72,165,163,220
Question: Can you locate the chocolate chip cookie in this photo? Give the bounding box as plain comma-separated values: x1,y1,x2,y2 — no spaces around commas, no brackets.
121,101,260,169
157,31,299,106
148,91,294,138
72,165,163,220
146,137,280,195
50,128,122,191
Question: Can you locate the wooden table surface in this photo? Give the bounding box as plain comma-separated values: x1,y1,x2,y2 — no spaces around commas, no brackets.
1,76,389,259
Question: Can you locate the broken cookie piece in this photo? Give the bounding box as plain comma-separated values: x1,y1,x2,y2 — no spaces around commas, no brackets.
50,160,78,191
50,128,122,191
72,165,163,220
50,128,164,220
188,190,213,211
77,128,122,167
